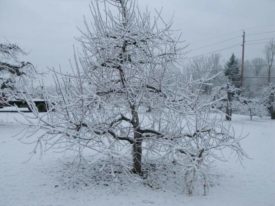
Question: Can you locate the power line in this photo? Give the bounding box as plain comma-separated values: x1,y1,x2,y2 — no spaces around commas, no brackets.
191,25,275,45
186,30,275,60
248,30,275,36
187,44,240,60
203,44,240,54
246,37,274,43
191,36,240,51
246,42,269,46
242,24,275,31
190,29,274,49
245,63,272,66
243,76,275,79
191,31,241,44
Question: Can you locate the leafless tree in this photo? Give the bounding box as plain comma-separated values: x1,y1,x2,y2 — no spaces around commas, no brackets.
186,54,224,94
20,0,246,195
251,57,265,77
23,0,182,175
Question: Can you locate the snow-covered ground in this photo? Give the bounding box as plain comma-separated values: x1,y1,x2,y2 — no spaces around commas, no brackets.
0,113,274,206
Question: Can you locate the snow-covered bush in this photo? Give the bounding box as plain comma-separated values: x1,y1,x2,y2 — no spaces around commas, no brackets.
164,80,246,195
233,97,268,120
210,82,268,120
261,84,275,119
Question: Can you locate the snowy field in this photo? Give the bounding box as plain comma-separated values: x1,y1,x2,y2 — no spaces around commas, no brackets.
0,113,274,206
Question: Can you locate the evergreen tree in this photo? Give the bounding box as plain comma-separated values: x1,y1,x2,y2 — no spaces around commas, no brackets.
0,43,33,103
224,54,241,88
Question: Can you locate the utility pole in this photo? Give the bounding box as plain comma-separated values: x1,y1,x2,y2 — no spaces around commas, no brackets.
240,31,245,88
267,39,275,84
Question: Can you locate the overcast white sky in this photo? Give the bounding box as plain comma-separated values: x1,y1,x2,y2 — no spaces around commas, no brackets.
1,0,275,73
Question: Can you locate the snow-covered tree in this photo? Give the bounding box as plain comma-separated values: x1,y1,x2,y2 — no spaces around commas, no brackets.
21,0,246,195
224,54,241,88
23,0,182,175
261,84,275,119
0,43,33,104
186,54,224,94
241,58,266,97
211,82,240,121
251,57,266,77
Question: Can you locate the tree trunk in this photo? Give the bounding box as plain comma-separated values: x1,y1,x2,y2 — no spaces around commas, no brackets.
132,130,143,175
225,105,232,121
225,100,232,121
130,105,143,175
271,102,275,120
225,86,233,121
269,93,275,119
268,66,271,84
249,108,253,120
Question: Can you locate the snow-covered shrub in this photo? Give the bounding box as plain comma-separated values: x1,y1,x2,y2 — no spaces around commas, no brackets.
261,84,275,119
233,97,268,120
167,84,246,195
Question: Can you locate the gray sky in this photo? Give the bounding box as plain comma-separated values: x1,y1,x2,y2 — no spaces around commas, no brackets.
1,0,275,73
